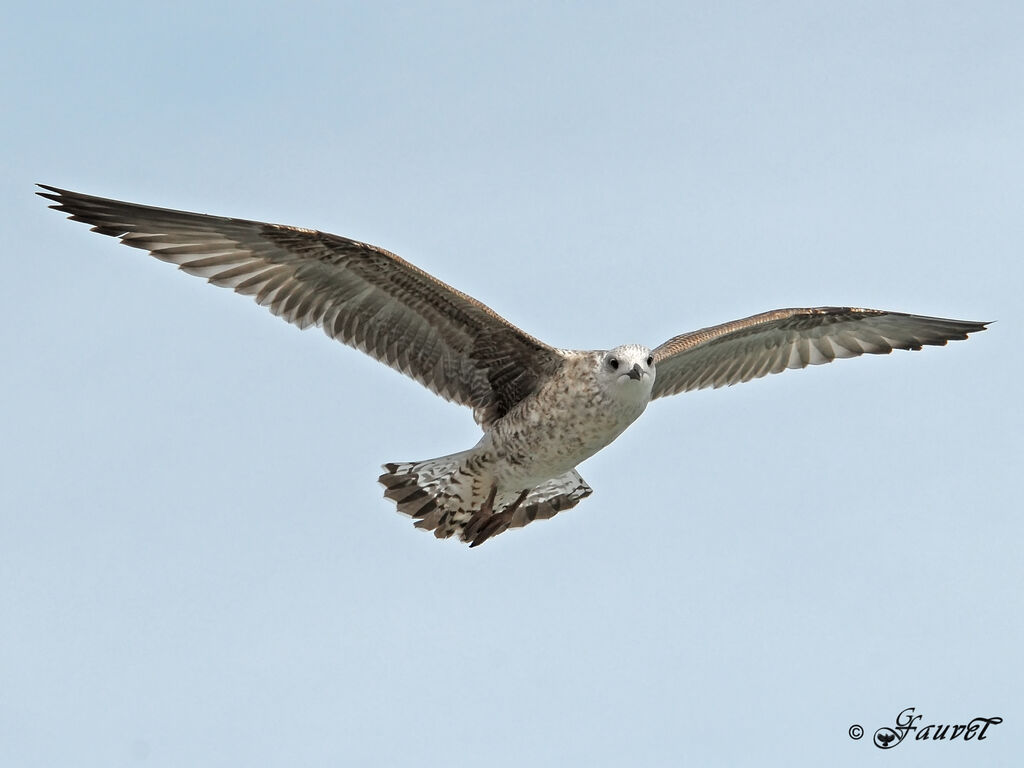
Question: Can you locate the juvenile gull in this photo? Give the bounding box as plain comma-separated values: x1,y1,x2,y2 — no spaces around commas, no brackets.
38,185,988,546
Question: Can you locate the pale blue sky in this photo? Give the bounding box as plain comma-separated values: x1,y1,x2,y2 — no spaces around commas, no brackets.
2,2,1020,766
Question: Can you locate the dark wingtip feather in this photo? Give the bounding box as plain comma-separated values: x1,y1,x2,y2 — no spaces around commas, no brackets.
37,185,141,238
36,183,67,207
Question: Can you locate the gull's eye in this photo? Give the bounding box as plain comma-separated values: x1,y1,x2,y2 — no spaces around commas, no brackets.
609,357,619,370
646,355,654,366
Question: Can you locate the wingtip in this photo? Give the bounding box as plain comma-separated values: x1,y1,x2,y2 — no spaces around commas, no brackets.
36,183,67,207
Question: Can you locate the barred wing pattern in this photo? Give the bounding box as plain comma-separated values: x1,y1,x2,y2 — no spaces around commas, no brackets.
39,185,563,426
651,307,988,399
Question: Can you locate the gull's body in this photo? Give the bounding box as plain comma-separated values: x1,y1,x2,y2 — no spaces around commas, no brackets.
39,185,988,546
382,347,655,544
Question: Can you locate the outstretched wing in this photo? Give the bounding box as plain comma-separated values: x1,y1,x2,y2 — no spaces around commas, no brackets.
39,185,563,426
650,307,987,399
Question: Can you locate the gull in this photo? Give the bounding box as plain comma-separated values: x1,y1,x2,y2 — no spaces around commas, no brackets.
39,185,988,546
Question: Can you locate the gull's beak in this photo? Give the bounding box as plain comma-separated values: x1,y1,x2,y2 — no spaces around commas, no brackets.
627,363,643,381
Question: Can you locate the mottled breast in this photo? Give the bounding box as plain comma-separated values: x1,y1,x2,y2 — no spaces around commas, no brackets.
488,351,652,486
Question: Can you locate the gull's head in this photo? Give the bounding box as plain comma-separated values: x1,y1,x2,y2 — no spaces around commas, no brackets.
600,344,655,394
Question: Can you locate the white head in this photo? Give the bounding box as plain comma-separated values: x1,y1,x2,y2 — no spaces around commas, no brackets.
599,344,656,398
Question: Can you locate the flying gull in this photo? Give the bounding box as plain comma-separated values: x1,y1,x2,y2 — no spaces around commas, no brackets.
38,185,988,546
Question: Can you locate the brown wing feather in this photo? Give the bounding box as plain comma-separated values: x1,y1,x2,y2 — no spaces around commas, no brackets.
651,306,988,399
39,185,563,425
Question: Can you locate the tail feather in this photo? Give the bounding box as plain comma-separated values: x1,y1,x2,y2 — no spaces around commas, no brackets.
379,451,474,540
508,476,593,529
378,455,592,546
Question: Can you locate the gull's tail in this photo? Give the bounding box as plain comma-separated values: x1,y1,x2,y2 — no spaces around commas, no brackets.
379,454,593,547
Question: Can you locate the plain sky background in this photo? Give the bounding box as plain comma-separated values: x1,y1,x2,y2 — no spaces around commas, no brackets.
2,2,1020,766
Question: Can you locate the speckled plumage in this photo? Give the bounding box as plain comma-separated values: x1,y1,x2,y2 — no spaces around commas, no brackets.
39,185,989,546
381,348,654,545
